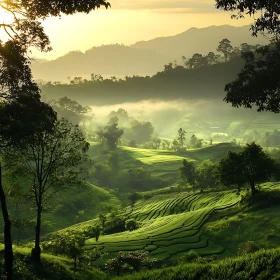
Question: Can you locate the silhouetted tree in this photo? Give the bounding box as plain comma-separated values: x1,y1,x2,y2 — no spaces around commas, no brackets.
190,134,203,148
108,108,129,124
0,41,56,277
152,137,161,149
125,120,154,144
0,0,110,270
101,117,124,149
178,128,186,148
217,38,233,62
5,119,89,262
186,53,207,68
215,0,280,39
224,43,280,113
206,52,218,65
50,96,92,124
216,1,280,113
172,139,180,152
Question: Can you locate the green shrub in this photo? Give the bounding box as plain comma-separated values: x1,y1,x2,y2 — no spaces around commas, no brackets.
105,251,150,276
238,241,262,256
179,250,200,263
125,219,139,232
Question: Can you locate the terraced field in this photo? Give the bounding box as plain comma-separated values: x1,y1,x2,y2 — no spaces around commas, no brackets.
84,191,240,263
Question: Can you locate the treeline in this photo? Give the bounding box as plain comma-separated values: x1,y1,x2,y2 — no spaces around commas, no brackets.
180,143,280,196
40,40,258,105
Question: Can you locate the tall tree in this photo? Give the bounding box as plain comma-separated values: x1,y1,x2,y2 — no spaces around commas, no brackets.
5,119,89,262
177,128,186,149
0,41,56,279
217,38,233,62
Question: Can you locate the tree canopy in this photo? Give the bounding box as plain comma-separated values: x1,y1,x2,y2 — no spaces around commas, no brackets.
217,143,275,195
215,0,280,39
215,0,280,113
0,0,110,51
224,43,280,113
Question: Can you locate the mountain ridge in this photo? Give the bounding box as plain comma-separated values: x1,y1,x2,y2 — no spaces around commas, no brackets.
31,25,268,82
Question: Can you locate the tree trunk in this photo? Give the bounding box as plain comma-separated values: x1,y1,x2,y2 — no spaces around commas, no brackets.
0,165,13,280
32,201,42,262
250,181,256,196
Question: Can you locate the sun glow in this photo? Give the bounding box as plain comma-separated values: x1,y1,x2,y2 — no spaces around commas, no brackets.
0,3,15,42
0,1,13,23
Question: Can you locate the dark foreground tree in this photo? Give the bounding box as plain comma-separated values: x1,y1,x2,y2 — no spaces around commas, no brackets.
0,0,110,275
215,0,280,39
215,0,280,112
0,41,56,279
5,119,89,262
224,43,280,113
0,165,13,280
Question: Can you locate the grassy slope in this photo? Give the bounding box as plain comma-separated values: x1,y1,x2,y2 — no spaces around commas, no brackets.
41,183,121,234
202,182,280,254
88,143,242,187
57,183,280,268
81,190,240,264
0,246,107,280
112,247,280,280
1,183,121,239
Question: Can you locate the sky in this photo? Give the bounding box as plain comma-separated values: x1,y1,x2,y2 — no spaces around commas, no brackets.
28,0,253,59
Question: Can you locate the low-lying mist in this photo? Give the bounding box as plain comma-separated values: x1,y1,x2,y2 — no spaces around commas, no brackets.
83,98,271,140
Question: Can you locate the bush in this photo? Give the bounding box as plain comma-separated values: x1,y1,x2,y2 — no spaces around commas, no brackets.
105,251,151,276
238,241,262,256
179,250,200,263
125,219,139,232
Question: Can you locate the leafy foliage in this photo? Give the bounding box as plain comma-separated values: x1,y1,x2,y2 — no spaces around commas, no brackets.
125,219,139,232
98,117,124,149
105,251,150,276
217,143,275,195
224,43,280,113
215,0,280,39
217,38,233,61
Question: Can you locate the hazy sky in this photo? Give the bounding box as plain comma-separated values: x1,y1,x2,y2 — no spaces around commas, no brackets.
30,0,253,60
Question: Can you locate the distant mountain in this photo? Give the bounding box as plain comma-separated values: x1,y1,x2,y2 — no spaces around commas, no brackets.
31,25,268,82
132,25,268,58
